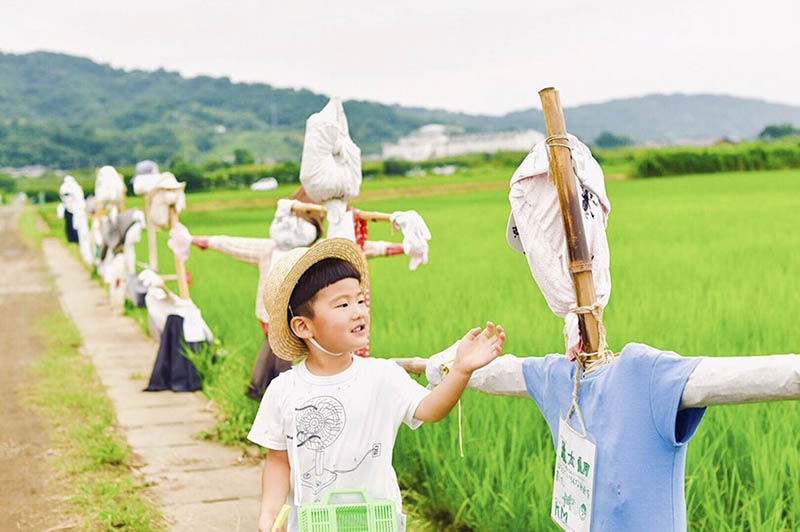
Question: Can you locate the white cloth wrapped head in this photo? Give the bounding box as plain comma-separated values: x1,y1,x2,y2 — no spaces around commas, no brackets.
269,199,320,251
132,160,163,196
59,175,86,213
148,172,187,230
94,165,126,205
506,134,611,352
299,97,362,203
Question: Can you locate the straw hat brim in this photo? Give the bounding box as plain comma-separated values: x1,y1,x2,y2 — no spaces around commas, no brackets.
264,238,369,361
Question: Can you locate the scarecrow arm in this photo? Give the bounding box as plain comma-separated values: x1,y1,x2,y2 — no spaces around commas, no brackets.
362,240,405,258
191,235,274,265
680,354,800,408
396,341,528,398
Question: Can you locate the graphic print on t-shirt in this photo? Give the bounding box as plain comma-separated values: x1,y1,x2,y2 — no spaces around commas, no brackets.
295,395,381,495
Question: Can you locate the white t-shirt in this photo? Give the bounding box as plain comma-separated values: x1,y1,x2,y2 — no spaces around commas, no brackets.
247,355,430,532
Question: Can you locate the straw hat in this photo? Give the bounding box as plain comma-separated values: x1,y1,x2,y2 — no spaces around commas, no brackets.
264,238,369,361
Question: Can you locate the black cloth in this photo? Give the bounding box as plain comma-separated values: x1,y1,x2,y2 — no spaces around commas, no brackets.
144,314,203,392
64,210,79,243
246,333,292,400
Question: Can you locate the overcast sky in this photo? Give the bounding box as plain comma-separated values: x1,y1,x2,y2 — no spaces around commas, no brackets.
2,0,799,115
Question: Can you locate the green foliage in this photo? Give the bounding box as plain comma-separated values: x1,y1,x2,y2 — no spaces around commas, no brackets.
168,155,206,191
233,147,256,165
0,174,15,193
6,51,800,169
758,122,800,139
594,130,634,148
634,141,800,177
383,158,414,176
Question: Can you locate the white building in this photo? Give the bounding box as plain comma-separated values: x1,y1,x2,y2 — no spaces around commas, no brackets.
382,124,544,161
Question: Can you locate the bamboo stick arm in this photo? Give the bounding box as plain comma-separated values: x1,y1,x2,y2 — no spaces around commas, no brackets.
362,240,405,258
291,201,326,216
355,209,392,222
680,354,800,408
290,201,393,223
198,235,272,264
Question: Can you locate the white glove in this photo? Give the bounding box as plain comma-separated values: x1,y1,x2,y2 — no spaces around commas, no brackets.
138,269,165,290
425,341,460,389
270,199,318,250
168,222,192,262
391,210,431,270
57,203,65,219
274,198,297,219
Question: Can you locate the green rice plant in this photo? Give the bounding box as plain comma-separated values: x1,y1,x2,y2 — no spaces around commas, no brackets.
130,168,799,530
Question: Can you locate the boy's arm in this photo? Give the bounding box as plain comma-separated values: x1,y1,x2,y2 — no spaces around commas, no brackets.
681,354,800,408
257,449,290,532
395,347,528,398
414,324,505,422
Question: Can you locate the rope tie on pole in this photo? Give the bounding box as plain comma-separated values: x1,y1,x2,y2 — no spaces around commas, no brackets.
545,134,574,151
567,302,617,372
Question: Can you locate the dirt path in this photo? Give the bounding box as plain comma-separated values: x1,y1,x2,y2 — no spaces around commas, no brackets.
0,203,62,531
41,227,263,531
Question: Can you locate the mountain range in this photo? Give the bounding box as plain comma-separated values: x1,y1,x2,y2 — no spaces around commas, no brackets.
2,51,799,168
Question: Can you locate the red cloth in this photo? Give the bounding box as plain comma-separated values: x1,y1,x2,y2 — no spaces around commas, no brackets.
352,209,369,249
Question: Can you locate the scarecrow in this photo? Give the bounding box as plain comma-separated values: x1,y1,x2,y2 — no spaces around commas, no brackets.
128,169,214,392
187,186,324,400
395,88,799,532
91,165,145,312
56,175,93,265
187,97,431,400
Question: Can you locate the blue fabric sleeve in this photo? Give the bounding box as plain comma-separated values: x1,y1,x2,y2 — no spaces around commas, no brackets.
521,357,546,409
649,350,706,446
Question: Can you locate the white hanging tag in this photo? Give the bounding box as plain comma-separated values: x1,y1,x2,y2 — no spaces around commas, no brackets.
551,416,596,532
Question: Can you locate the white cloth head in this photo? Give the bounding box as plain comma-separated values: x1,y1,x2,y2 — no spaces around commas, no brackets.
59,175,85,212
506,135,611,351
299,97,362,203
94,166,126,205
148,173,187,229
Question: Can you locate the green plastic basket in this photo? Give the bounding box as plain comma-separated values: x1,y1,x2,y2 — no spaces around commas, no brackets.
298,489,398,532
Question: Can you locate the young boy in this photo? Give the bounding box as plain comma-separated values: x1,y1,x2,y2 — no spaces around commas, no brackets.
248,238,505,532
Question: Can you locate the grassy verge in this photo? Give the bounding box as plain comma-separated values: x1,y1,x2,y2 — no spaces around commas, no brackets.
26,311,165,531
17,205,47,249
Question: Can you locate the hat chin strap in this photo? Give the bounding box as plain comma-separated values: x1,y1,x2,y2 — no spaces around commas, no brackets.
309,337,347,357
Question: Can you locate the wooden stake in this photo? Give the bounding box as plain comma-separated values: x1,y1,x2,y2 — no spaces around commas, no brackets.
169,205,190,299
145,194,158,271
538,87,601,355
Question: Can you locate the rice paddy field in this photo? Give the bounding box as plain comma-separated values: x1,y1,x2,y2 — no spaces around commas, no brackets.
108,168,799,530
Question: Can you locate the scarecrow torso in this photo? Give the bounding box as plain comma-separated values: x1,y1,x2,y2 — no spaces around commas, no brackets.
521,343,705,531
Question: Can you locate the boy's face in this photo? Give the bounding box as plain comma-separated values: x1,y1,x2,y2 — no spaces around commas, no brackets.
303,277,369,355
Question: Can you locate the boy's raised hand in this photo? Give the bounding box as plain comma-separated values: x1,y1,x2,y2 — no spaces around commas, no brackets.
453,322,505,375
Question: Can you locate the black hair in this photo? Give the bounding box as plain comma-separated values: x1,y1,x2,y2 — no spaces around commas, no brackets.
288,257,362,322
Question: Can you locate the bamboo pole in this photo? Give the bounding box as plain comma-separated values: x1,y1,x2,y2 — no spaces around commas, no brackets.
291,201,393,222
291,201,326,216
169,205,190,299
145,194,158,271
538,87,601,355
